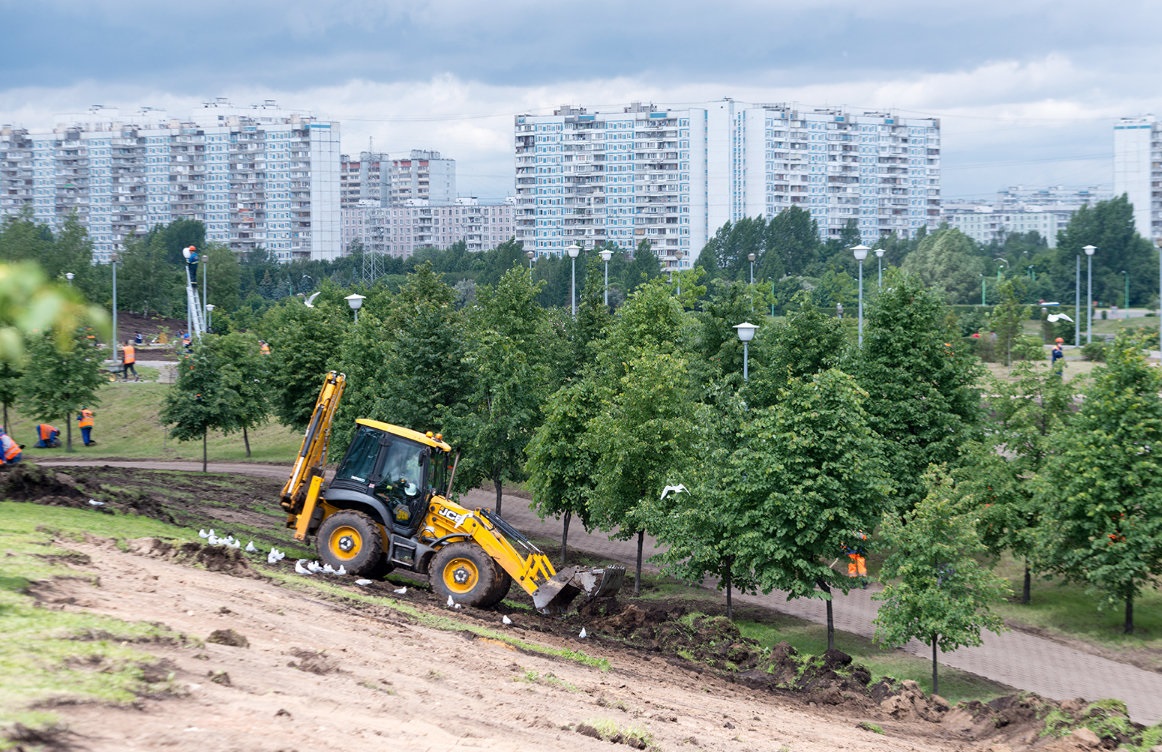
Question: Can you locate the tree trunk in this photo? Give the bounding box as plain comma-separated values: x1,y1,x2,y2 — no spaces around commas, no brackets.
931,635,939,696
202,429,208,473
66,418,74,452
561,509,571,565
1022,561,1031,605
243,425,251,458
493,478,503,516
634,530,644,596
1125,587,1134,635
725,567,734,621
819,579,834,651
2,402,7,434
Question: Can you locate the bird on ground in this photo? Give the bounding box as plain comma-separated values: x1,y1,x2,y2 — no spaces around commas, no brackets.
322,563,336,575
88,499,105,507
245,541,258,553
578,627,588,639
267,548,285,564
306,560,323,574
660,484,687,500
335,565,347,576
294,560,313,575
1047,313,1074,323
502,615,513,626
355,579,373,586
304,291,320,308
446,595,461,609
199,529,212,539
393,586,407,595
207,534,221,546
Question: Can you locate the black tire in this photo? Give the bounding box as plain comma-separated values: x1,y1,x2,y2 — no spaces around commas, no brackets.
316,510,385,577
430,542,500,608
479,560,513,608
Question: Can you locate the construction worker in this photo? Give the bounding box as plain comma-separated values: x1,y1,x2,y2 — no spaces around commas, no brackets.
77,407,96,446
259,340,271,356
35,423,60,448
843,532,868,588
1051,337,1065,376
0,427,22,465
121,339,138,381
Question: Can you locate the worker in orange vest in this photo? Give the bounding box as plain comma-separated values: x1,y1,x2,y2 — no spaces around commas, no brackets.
78,408,96,446
35,423,60,448
122,340,138,381
843,531,869,588
259,340,271,356
0,426,22,465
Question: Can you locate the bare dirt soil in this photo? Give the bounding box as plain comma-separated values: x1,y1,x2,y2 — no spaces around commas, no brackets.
3,464,1131,752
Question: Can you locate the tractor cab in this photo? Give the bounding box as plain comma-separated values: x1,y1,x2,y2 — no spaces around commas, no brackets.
325,420,453,535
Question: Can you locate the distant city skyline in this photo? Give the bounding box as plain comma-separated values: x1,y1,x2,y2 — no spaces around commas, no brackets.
3,1,1157,202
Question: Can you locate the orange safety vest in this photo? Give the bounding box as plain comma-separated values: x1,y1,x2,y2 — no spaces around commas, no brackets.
38,424,58,440
123,345,135,364
1,434,19,462
78,409,94,428
260,342,271,355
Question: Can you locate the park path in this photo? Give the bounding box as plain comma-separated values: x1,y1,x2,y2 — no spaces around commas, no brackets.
36,459,1162,724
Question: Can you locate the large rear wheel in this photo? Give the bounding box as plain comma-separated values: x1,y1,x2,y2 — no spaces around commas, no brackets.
479,560,513,608
430,542,499,608
317,510,385,577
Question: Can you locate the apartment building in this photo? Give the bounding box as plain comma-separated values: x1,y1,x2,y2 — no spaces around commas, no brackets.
339,149,456,208
1114,115,1162,241
0,109,341,262
341,197,514,258
943,186,1106,248
513,101,940,267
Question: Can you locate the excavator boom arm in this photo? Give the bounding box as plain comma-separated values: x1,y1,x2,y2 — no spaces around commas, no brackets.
280,371,346,523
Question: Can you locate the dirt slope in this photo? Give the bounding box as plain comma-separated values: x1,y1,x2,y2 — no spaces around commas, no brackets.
5,464,1124,752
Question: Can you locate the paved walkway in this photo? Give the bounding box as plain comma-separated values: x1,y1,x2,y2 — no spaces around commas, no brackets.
34,460,1162,724
461,489,1162,725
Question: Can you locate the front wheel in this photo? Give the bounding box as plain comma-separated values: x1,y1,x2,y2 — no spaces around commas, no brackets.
317,510,385,577
430,542,500,608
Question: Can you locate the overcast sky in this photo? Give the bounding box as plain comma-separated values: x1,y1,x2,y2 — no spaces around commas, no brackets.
2,0,1157,201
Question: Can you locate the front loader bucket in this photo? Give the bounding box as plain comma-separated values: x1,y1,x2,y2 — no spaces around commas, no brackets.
532,564,626,615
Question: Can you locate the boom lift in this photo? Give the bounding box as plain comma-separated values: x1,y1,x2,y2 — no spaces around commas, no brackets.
279,372,624,613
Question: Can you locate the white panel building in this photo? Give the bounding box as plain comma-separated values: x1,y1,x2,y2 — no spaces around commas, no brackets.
1114,115,1159,241
0,110,342,262
341,198,515,258
513,101,940,266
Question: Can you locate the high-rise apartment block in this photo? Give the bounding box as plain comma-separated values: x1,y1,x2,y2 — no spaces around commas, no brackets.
514,101,940,267
342,198,515,258
339,149,456,208
1114,115,1162,241
0,109,341,262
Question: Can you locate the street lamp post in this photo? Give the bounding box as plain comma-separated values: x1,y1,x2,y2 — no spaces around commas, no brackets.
567,243,581,318
1075,254,1081,346
111,255,118,354
1084,245,1096,344
527,250,535,270
981,274,986,306
852,244,869,346
874,248,885,290
345,293,366,324
747,252,756,285
734,322,757,382
65,272,74,286
205,304,215,332
599,248,613,307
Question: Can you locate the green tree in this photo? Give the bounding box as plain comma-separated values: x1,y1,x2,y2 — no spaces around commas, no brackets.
855,271,984,512
204,331,270,457
957,362,1074,603
262,298,346,431
987,279,1029,365
20,329,106,452
765,206,821,278
874,468,1010,696
746,291,847,409
451,267,551,514
1037,333,1162,633
900,228,988,305
1050,196,1156,309
727,369,889,646
204,243,243,319
160,342,239,472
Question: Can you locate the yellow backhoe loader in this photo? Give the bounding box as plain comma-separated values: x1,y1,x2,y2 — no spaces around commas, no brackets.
278,372,624,613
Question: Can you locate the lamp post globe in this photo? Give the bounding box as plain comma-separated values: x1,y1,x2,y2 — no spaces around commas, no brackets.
65,272,74,286
851,245,869,346
874,248,885,290
1083,245,1096,343
734,321,758,382
567,243,581,317
599,248,613,307
345,293,366,323
747,252,756,285
526,250,535,270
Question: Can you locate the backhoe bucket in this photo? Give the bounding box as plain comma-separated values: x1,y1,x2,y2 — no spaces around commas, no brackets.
532,564,626,615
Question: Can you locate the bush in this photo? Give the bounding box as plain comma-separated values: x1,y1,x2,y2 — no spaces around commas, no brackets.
1012,335,1047,362
1081,341,1108,362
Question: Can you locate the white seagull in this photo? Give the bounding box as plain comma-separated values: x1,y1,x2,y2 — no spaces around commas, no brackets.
245,541,258,553
660,484,688,500
304,291,320,308
294,560,313,575
267,548,285,564
502,614,513,626
198,529,211,539
393,586,408,595
355,579,373,586
578,627,588,639
1047,313,1074,323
